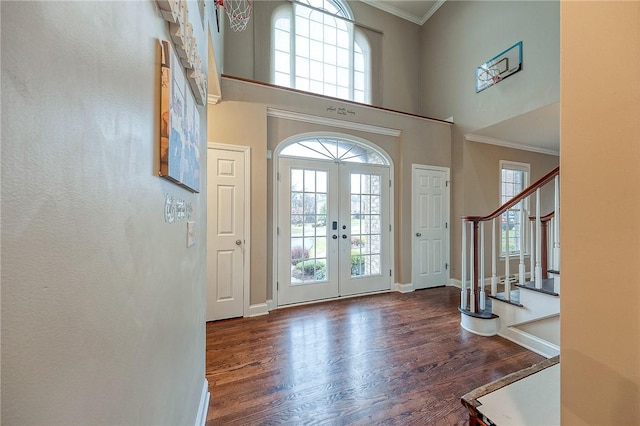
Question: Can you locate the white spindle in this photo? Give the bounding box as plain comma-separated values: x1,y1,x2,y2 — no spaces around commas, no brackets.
504,215,511,301
480,221,486,310
519,204,526,286
535,188,543,289
530,217,535,283
491,218,497,296
461,219,467,310
553,175,560,271
470,223,476,313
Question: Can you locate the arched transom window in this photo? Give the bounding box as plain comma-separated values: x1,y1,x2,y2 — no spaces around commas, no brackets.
280,137,388,165
272,0,371,103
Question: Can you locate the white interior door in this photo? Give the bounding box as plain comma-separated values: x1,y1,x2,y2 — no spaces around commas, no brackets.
277,159,390,306
412,165,449,289
207,145,249,321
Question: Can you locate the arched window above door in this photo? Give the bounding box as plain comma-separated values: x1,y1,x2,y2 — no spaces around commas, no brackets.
280,137,388,165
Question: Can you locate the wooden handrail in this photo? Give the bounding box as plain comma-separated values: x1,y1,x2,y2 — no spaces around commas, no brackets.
529,211,555,222
463,166,559,222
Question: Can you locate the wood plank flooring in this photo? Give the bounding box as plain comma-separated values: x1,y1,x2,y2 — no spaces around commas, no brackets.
205,286,544,425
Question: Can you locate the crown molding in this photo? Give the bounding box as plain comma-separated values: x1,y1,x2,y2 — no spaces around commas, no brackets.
422,0,447,24
360,0,446,25
360,0,421,25
465,133,559,156
267,108,402,137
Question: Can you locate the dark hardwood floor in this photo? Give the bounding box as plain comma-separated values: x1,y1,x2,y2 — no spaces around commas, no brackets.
205,286,544,425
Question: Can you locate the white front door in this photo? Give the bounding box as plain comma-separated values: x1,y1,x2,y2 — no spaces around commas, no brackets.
277,158,391,306
207,145,249,321
412,165,449,289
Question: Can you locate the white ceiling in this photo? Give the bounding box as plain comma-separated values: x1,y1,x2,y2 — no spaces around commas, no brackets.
359,1,560,156
359,0,446,25
466,103,560,155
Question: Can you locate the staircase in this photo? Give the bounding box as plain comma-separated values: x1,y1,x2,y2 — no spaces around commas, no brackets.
459,167,560,358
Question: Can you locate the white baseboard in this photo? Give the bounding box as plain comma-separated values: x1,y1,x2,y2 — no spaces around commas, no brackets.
449,278,462,288
266,298,275,311
395,282,414,293
194,379,210,426
499,327,560,359
249,303,269,317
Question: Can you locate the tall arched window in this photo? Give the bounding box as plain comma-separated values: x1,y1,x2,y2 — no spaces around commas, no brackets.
272,0,371,103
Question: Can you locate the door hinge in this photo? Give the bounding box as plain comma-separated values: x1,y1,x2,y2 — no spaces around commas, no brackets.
389,224,392,232
445,263,449,270
277,172,281,181
389,269,392,277
389,179,392,188
446,180,450,187
445,222,448,229
276,281,279,290
277,226,280,236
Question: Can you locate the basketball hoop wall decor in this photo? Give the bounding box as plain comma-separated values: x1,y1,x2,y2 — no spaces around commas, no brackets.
216,0,253,32
476,41,523,93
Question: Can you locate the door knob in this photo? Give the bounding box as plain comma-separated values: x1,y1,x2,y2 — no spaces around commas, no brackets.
332,235,338,240
416,232,422,237
342,234,348,239
235,239,242,245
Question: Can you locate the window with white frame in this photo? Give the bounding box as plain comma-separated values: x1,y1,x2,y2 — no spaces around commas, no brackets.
272,0,371,103
500,161,530,255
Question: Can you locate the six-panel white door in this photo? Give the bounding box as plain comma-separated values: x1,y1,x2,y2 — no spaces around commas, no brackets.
412,165,449,289
206,146,247,321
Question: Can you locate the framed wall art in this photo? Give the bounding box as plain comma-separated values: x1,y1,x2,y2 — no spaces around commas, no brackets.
160,39,201,193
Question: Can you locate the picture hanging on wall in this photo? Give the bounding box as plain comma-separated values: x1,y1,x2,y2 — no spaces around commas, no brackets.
160,39,201,193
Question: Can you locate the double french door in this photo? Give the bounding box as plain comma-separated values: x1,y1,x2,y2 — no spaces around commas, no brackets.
277,158,390,306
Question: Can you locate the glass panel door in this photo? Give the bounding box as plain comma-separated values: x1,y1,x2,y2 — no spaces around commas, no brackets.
339,164,390,295
277,159,390,305
278,158,339,305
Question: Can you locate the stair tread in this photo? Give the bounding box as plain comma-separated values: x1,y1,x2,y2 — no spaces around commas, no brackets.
488,289,523,307
459,298,498,319
516,279,559,296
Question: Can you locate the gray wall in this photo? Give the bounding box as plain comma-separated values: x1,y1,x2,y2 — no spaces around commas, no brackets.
209,77,451,301
420,1,560,280
223,0,423,114
1,2,208,424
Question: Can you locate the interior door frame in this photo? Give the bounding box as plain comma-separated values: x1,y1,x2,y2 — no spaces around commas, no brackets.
411,164,451,289
208,142,251,318
272,132,395,309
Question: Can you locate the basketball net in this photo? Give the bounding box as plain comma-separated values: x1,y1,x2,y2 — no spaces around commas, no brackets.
217,0,253,32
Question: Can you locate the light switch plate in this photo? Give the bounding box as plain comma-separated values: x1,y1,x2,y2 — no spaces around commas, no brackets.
187,221,196,248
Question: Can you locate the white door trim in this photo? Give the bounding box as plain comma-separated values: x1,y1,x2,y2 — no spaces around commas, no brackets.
208,142,251,317
411,164,450,288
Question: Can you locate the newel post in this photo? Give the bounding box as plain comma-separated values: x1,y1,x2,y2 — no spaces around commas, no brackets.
472,220,480,313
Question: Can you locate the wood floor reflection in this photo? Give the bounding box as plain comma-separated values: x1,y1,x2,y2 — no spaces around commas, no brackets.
205,286,543,425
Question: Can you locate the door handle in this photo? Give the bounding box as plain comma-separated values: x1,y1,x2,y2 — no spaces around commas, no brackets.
342,234,348,239
416,233,422,237
235,239,242,245
332,235,338,240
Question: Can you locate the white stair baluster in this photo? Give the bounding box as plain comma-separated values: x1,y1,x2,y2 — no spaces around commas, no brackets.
505,214,511,301
553,175,560,271
480,221,486,310
491,218,497,296
519,203,526,286
535,188,543,289
530,216,535,283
